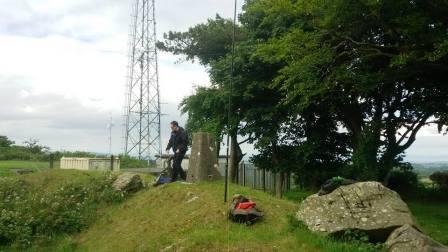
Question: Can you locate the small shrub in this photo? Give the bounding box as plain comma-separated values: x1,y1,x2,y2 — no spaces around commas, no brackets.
386,169,419,195
429,171,448,189
338,229,370,243
119,155,148,168
0,173,125,247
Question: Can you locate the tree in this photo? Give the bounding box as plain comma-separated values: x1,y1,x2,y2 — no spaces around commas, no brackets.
248,0,448,180
160,1,356,191
0,136,14,148
179,86,227,156
23,139,49,154
160,0,448,188
159,16,254,182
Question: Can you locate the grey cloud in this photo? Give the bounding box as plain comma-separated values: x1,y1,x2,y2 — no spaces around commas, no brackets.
0,76,187,154
0,0,129,41
0,0,243,42
0,80,110,148
0,0,236,154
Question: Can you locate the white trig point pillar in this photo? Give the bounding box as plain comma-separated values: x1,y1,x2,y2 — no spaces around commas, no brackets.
187,133,221,183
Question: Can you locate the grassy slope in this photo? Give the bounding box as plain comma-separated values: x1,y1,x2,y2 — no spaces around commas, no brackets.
49,182,380,252
2,170,444,251
0,160,57,177
407,201,448,244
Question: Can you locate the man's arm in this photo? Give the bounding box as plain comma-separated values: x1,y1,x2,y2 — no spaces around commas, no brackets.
176,131,188,152
166,133,174,151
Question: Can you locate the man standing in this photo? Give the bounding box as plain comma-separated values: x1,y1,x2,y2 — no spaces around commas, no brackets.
166,121,188,181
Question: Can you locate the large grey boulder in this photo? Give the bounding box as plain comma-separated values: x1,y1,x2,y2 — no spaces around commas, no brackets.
112,173,143,193
385,224,448,252
296,181,417,241
187,133,221,183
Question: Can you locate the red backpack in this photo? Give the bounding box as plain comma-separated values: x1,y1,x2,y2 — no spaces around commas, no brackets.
228,195,263,225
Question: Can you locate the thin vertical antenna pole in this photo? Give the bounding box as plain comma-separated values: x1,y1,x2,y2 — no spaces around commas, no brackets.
109,116,113,155
153,0,162,159
224,0,238,203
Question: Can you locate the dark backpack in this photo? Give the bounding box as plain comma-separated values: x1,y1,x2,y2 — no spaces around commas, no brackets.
318,176,357,196
228,195,263,225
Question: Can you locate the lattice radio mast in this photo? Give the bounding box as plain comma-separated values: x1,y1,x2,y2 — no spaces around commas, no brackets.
124,0,161,160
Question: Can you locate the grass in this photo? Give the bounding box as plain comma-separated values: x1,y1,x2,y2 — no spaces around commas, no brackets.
407,200,448,245
0,160,58,177
43,181,380,252
1,170,446,251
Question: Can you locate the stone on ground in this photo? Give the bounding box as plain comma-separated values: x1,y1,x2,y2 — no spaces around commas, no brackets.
296,181,417,242
187,132,221,183
112,173,143,193
385,224,448,252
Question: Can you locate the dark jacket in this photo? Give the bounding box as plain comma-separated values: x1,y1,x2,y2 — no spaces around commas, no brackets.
166,127,188,153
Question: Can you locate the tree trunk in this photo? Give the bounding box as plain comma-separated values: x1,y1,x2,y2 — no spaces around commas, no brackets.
351,132,381,181
229,133,242,183
271,142,284,198
275,172,284,198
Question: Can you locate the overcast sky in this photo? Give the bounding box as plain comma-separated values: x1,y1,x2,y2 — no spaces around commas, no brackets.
0,0,446,162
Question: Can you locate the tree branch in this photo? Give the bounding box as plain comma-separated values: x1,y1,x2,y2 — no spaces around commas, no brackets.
398,114,431,152
238,136,254,145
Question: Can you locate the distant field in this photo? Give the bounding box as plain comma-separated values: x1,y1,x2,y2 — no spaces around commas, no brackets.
413,162,448,177
0,160,58,177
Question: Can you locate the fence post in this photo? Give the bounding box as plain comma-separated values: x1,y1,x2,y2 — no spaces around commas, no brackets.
238,162,241,185
237,161,241,184
49,154,54,169
268,172,271,194
243,163,246,187
110,155,114,171
272,172,276,195
253,168,256,189
262,169,266,192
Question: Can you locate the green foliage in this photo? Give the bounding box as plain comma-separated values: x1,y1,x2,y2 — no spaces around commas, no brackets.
429,171,448,189
53,151,96,159
412,163,448,177
0,171,124,247
179,86,227,144
0,136,104,163
119,155,148,169
159,0,448,186
23,139,49,154
0,138,50,161
243,0,448,181
156,14,245,65
338,230,370,243
386,169,419,195
0,136,14,148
